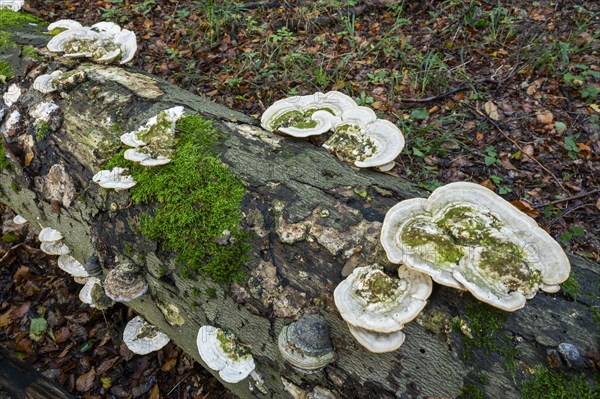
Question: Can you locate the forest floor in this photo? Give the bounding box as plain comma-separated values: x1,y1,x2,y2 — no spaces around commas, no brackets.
0,0,599,398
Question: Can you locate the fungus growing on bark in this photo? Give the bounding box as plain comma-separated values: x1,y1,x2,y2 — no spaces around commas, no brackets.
57,254,89,278
103,262,148,302
79,277,102,306
278,315,334,372
197,325,255,384
0,0,23,11
33,71,64,94
380,182,571,311
12,215,27,225
324,106,405,172
123,316,170,355
46,20,137,64
334,264,432,353
2,84,21,107
120,106,184,166
38,227,70,255
92,167,136,190
261,91,356,137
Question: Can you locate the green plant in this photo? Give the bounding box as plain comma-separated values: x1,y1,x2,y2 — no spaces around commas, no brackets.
560,273,581,300
560,225,585,246
484,146,500,166
490,175,512,194
356,91,373,106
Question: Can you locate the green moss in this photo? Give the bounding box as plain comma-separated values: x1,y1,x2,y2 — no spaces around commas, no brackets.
0,61,14,81
401,219,463,264
216,329,250,362
0,31,16,50
21,45,43,60
520,366,598,399
10,182,18,191
0,140,12,170
206,287,217,298
105,115,250,283
1,233,20,243
458,383,486,399
460,301,508,355
293,119,318,129
560,273,581,300
34,121,49,141
0,10,44,30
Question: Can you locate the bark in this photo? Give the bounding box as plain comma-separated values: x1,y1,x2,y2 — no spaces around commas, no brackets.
1,21,599,399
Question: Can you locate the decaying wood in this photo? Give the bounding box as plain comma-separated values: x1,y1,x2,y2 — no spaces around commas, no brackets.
0,21,599,399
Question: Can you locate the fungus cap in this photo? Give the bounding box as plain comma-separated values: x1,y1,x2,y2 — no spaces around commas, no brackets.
38,227,63,242
0,0,24,11
103,263,148,302
123,316,170,355
79,277,102,306
197,325,255,384
334,264,432,334
380,182,571,311
57,254,90,278
47,19,83,33
33,71,64,94
347,324,405,353
40,241,70,255
278,315,334,371
92,167,136,190
261,91,357,135
12,215,27,225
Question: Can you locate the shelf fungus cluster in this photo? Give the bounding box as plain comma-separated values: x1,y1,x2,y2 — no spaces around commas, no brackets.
334,264,432,353
380,182,571,311
120,106,184,166
38,227,70,256
92,167,136,190
197,325,255,384
261,91,404,171
46,20,137,64
123,316,170,355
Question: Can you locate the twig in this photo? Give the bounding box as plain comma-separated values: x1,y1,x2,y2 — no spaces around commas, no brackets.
167,372,191,395
465,103,567,192
548,189,600,205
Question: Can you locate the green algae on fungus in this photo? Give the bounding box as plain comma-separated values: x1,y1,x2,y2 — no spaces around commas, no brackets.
105,114,250,283
381,182,571,311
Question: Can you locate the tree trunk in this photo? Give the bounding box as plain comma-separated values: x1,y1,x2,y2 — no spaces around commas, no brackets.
1,19,598,399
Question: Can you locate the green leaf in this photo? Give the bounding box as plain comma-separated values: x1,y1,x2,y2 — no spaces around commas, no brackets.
554,121,567,132
410,108,429,120
29,317,47,340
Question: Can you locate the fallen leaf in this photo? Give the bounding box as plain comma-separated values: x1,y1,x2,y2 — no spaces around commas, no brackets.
149,384,160,399
536,110,553,124
577,143,591,157
596,197,600,211
510,200,540,218
161,357,177,372
479,179,495,191
76,367,96,392
97,357,120,375
484,101,500,120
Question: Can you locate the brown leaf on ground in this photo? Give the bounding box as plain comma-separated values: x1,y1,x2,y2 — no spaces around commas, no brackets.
149,384,160,399
76,367,96,392
510,200,540,218
536,110,553,124
484,101,500,120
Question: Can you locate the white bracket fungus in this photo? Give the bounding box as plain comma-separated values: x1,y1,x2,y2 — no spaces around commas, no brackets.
33,71,64,94
380,182,571,311
261,91,356,137
78,276,101,306
57,254,90,278
92,167,136,190
2,84,21,107
120,106,184,166
46,19,137,64
12,215,27,225
333,264,432,353
38,227,70,255
0,0,24,11
197,325,255,384
123,316,170,355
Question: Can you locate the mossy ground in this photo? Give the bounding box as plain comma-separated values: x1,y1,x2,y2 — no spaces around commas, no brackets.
520,366,599,399
105,114,250,283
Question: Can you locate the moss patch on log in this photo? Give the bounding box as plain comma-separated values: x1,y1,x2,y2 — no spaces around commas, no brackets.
106,115,250,283
520,366,599,399
0,10,44,30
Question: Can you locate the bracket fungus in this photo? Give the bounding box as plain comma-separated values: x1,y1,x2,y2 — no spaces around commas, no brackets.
46,19,137,64
120,106,184,166
261,91,355,137
278,315,335,372
12,215,27,225
123,316,170,355
92,167,136,190
0,0,23,11
324,106,405,172
197,325,255,384
33,70,64,94
38,227,70,255
334,264,432,353
57,254,90,278
103,262,148,302
380,182,571,311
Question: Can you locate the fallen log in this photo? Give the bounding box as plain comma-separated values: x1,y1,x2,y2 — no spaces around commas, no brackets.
0,12,598,399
